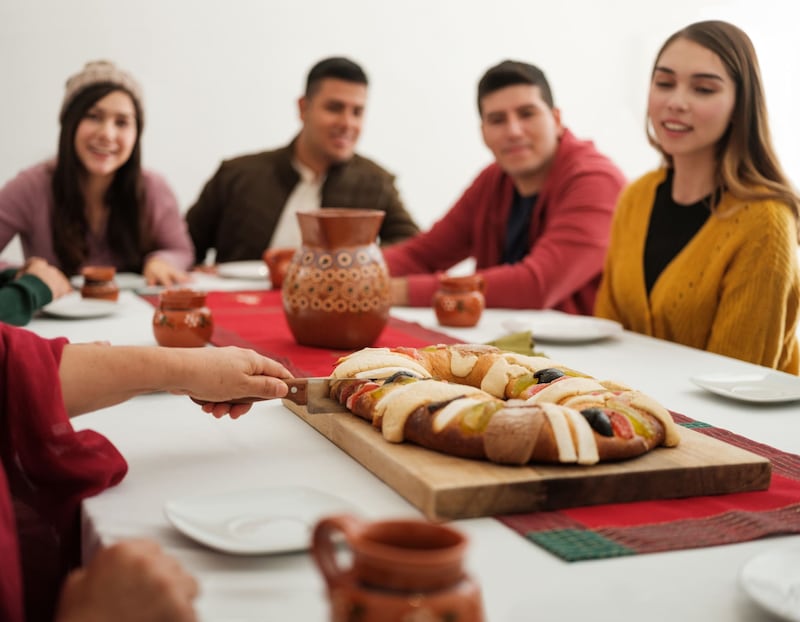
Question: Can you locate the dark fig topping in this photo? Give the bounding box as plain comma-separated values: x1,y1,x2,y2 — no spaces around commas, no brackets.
533,368,565,384
427,395,468,413
384,371,419,384
580,407,614,437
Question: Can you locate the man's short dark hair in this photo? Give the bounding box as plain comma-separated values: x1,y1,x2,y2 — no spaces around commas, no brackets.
305,57,368,97
477,60,554,113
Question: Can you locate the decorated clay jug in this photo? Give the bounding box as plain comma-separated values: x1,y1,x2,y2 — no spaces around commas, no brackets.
433,274,485,327
282,208,390,349
80,265,119,301
312,514,485,622
152,289,214,347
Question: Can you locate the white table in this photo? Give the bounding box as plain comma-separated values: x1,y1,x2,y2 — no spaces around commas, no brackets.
27,287,800,622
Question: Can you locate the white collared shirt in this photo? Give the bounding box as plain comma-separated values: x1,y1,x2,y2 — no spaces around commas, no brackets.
270,159,324,248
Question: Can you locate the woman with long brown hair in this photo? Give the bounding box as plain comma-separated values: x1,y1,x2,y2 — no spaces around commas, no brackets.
0,60,193,303
596,20,800,372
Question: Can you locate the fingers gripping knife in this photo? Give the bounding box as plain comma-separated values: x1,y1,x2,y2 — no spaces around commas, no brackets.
191,378,348,413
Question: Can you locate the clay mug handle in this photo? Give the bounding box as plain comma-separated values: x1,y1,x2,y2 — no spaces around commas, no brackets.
311,513,363,590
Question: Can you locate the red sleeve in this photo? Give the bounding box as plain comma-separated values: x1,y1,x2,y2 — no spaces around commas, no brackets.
383,165,508,306
0,324,128,622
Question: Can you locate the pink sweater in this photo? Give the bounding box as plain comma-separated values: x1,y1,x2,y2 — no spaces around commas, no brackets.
0,161,193,273
383,130,626,314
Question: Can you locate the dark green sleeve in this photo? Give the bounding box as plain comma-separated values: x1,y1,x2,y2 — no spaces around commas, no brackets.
0,270,54,326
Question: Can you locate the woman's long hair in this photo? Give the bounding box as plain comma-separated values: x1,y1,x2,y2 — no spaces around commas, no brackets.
646,20,800,237
51,83,149,274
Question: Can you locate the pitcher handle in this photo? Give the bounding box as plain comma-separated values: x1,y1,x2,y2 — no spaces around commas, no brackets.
311,513,363,590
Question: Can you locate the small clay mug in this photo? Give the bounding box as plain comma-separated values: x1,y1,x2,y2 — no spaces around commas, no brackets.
433,274,485,328
312,514,484,622
152,289,214,347
80,265,119,302
262,247,296,289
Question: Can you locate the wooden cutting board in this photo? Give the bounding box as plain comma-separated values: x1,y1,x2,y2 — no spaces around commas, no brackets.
283,401,771,520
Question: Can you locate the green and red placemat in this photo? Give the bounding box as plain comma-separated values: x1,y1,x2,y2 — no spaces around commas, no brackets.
177,289,800,561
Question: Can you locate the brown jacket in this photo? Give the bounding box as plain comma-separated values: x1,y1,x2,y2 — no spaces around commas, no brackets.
186,140,419,263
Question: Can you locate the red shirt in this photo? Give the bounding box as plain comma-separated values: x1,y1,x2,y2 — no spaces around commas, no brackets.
0,325,127,622
383,129,626,314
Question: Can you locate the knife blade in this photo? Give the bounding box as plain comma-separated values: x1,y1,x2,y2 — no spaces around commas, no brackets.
284,377,350,414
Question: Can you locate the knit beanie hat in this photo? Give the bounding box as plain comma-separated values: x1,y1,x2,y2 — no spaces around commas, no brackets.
60,60,143,122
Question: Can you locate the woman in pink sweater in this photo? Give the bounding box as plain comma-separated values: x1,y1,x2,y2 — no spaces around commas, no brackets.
0,61,193,290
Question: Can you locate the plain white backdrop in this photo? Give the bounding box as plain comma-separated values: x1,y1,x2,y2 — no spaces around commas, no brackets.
1,0,798,264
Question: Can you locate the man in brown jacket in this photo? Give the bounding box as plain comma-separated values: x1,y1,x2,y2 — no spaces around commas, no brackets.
186,57,419,265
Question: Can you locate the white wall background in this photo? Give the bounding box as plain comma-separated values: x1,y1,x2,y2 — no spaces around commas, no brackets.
1,0,798,264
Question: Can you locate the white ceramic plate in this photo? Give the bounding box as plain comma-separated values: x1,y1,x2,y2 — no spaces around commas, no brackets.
41,293,119,319
740,547,800,621
70,272,147,290
216,261,269,280
690,371,800,404
163,486,358,555
503,315,623,344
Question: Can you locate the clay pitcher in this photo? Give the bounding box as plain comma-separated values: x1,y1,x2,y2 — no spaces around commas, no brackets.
433,274,485,327
282,208,390,349
312,514,485,622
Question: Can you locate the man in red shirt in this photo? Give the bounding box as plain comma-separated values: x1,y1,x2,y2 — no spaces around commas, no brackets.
384,60,626,315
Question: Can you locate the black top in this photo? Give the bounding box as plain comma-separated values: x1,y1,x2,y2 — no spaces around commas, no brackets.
502,191,538,265
644,170,712,294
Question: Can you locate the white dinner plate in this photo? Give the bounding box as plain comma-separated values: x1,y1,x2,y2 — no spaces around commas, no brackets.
740,547,800,621
502,315,623,344
41,293,119,319
70,272,147,290
163,486,359,555
216,261,269,280
690,371,800,404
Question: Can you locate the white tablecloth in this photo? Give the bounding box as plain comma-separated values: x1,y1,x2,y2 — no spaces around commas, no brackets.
25,286,800,622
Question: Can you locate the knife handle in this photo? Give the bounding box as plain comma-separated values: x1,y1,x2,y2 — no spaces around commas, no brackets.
189,378,309,407
284,378,308,406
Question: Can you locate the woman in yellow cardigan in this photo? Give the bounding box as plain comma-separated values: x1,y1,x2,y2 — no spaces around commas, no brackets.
595,20,800,373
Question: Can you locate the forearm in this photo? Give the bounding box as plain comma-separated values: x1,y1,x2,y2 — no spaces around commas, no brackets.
58,343,293,417
58,345,186,415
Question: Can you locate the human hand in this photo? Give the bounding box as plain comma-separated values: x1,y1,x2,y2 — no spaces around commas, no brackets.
22,257,72,300
166,346,293,419
390,277,409,306
143,257,191,287
55,539,198,622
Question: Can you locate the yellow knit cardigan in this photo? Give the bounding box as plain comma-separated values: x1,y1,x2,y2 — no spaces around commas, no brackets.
595,168,800,374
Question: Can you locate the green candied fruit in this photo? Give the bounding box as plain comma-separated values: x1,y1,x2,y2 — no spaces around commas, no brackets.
460,401,504,433
383,371,419,385
559,367,589,378
511,375,539,397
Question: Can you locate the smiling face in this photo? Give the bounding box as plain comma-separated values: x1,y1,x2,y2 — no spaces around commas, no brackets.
648,38,736,168
480,84,563,195
73,90,138,181
296,78,366,175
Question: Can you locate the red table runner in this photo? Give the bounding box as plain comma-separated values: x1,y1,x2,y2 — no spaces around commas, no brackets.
195,290,800,561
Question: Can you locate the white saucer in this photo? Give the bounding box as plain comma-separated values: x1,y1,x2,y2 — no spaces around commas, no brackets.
42,293,119,319
690,371,800,404
163,486,358,555
216,261,269,280
503,315,623,344
740,547,800,621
